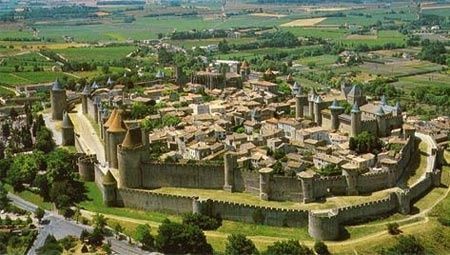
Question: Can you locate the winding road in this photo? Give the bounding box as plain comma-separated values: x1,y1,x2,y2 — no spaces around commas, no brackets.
7,193,153,255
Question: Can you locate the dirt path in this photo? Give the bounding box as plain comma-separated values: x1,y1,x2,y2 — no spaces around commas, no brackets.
0,85,20,96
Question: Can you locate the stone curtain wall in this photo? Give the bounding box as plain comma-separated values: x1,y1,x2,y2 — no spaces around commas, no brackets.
118,188,194,214
270,176,303,202
141,162,225,189
314,175,347,197
233,170,260,194
337,193,397,223
207,200,309,227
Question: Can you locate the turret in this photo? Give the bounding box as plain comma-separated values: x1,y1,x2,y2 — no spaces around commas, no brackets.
102,170,117,207
50,80,66,120
329,99,344,131
93,96,101,123
61,112,74,146
77,154,96,181
294,82,307,119
308,89,317,120
259,168,273,201
107,109,127,169
347,85,363,106
106,77,114,87
81,85,91,115
298,171,316,203
308,210,340,241
314,95,323,126
342,167,358,195
103,109,117,163
350,102,361,137
286,73,294,85
394,101,402,117
375,105,387,137
118,126,146,188
223,152,237,192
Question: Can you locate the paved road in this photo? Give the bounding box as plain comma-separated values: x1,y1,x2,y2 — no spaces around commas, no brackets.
8,193,152,255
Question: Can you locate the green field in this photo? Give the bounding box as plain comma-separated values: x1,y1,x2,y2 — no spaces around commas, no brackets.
0,71,67,86
55,46,137,62
393,72,450,91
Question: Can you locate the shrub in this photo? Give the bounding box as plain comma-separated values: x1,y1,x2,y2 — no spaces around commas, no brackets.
135,224,154,250
379,235,425,255
437,217,450,226
314,240,330,255
387,222,401,235
264,239,313,255
225,234,259,255
252,209,265,224
182,213,222,230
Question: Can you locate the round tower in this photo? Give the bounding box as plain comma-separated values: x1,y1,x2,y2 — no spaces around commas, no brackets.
329,99,344,131
102,170,117,207
298,171,316,203
350,102,361,137
308,89,317,119
308,210,340,241
395,189,411,214
223,152,237,192
342,167,359,195
314,95,323,126
117,126,145,188
376,105,387,137
103,109,117,163
77,154,96,181
61,112,74,146
107,109,127,169
50,80,67,121
259,168,273,201
81,85,91,115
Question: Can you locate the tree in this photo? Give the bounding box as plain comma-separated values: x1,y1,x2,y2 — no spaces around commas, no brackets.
35,127,55,153
0,182,9,210
182,213,222,230
349,131,382,154
36,235,63,255
313,241,330,255
265,240,313,255
225,234,259,255
2,123,10,138
379,235,425,255
155,219,213,254
136,224,154,251
93,213,107,231
35,207,45,223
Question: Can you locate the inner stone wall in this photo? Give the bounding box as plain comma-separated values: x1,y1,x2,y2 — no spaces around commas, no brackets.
141,162,225,189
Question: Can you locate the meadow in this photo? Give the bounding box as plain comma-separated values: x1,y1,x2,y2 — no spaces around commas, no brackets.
54,45,137,62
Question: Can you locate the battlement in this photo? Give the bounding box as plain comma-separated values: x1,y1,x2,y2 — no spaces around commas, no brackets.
141,160,223,167
336,195,393,213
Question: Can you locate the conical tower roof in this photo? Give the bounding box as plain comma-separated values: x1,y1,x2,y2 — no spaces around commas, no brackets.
52,80,63,91
107,109,126,133
241,60,249,69
81,85,91,96
314,95,322,103
380,95,387,105
103,109,117,128
286,73,294,82
122,127,143,149
348,85,362,97
329,99,343,109
107,77,114,86
62,112,73,128
91,81,99,90
375,105,385,116
351,102,360,113
102,170,116,185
